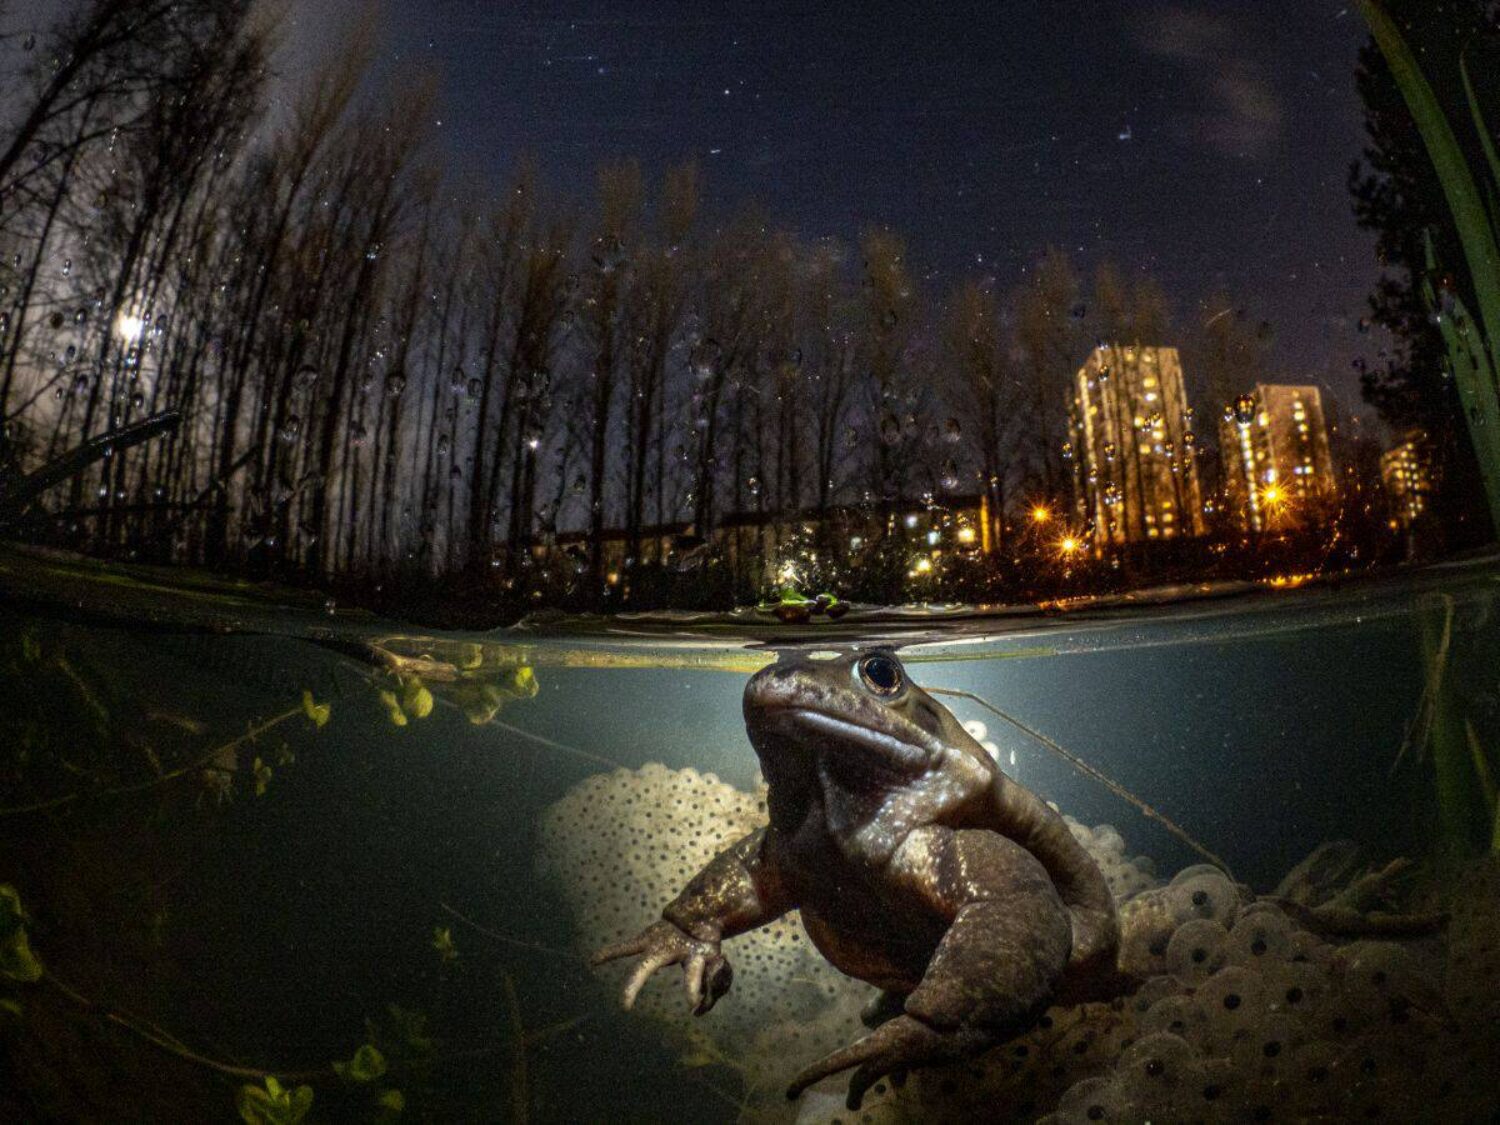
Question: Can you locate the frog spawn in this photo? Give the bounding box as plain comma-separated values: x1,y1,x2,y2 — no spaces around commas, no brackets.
816,868,1495,1124
537,764,868,1104
539,767,1500,1122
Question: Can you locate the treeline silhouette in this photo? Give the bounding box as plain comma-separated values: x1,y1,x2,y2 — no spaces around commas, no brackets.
0,2,1398,614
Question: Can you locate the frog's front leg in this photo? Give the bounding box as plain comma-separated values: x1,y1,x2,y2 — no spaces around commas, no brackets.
592,827,791,1015
787,827,1071,1110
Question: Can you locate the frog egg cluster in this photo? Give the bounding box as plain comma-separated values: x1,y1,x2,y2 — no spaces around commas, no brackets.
1063,815,1160,903
537,764,867,1099
802,849,1494,1124
1443,853,1500,1053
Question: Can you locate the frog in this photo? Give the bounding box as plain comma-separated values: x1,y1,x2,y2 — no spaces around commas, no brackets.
592,648,1121,1110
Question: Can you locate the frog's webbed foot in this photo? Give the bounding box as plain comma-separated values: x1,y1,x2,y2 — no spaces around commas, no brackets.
786,1013,985,1110
590,920,733,1015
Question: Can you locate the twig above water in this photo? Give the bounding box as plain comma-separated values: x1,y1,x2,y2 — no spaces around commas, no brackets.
929,686,1235,878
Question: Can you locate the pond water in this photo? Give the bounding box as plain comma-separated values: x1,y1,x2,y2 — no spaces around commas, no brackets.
1,547,1498,1122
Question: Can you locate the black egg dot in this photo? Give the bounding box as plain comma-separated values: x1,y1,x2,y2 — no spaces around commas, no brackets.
1192,890,1209,906
1361,1056,1377,1074
1087,1107,1105,1121
1286,986,1304,1004
1254,1106,1272,1121
1372,970,1387,985
1223,993,1241,1010
1145,1059,1164,1077
1191,948,1207,963
1308,1065,1329,1083
1202,1084,1222,1101
1150,937,1169,956
1250,938,1267,955
1263,1040,1282,1058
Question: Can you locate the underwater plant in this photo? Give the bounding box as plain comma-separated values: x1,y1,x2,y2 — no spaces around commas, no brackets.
1401,592,1500,857
234,1077,314,1125
0,884,44,1017
1359,0,1500,530
755,585,848,623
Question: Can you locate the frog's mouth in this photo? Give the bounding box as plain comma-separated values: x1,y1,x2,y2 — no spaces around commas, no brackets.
758,706,934,774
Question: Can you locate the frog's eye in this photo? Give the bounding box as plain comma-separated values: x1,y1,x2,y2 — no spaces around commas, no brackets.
857,653,904,697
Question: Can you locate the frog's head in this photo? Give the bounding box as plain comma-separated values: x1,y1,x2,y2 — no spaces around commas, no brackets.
744,649,990,793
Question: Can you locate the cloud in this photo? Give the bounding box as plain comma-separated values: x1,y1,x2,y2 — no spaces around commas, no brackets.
1139,6,1285,158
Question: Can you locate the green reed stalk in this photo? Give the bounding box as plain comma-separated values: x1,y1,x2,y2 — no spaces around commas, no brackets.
1359,0,1500,532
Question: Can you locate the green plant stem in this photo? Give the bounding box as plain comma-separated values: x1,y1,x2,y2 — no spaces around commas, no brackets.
1359,0,1500,529
0,706,304,817
499,970,528,1125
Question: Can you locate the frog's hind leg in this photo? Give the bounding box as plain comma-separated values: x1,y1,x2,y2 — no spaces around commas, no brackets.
859,989,907,1029
788,828,1072,1110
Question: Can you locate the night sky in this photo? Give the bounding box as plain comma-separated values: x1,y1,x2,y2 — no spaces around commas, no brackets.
288,0,1389,421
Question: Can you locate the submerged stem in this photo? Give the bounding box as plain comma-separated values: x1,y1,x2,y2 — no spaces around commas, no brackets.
438,901,573,958
45,970,325,1081
929,686,1235,878
0,706,305,817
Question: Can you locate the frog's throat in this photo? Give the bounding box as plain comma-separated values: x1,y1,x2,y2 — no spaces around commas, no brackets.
776,709,932,772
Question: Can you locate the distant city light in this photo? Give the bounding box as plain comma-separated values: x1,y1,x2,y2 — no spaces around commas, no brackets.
913,557,933,574
1059,535,1080,556
116,312,145,341
1031,505,1052,524
1262,484,1285,506
956,526,976,545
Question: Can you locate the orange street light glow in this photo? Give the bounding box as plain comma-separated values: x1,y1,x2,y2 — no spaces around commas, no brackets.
1031,505,1052,524
1059,535,1080,556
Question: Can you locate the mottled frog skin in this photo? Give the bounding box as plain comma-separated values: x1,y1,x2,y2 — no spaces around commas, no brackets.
593,649,1121,1109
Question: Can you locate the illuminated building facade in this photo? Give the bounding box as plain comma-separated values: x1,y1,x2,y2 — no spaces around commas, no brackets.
1380,430,1432,528
1069,345,1204,546
1217,383,1337,532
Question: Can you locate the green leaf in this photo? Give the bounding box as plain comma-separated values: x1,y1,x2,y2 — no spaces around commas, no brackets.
379,690,408,728
334,1042,388,1083
1458,50,1500,212
236,1077,314,1125
401,680,434,720
431,926,457,963
252,757,273,798
385,1004,435,1055
301,690,331,729
0,885,42,984
377,1089,406,1115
